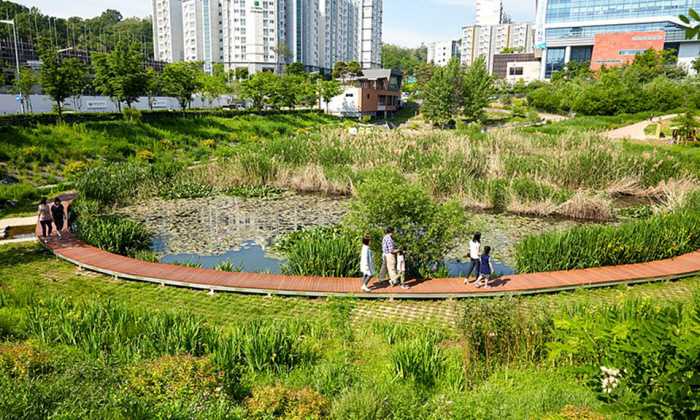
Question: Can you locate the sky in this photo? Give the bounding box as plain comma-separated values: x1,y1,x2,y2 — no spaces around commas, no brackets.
14,0,536,48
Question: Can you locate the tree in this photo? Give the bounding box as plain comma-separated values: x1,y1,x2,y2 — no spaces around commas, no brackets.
332,61,348,80
421,59,462,127
92,39,147,109
286,62,306,75
144,68,161,110
346,61,362,77
38,42,88,119
381,44,428,75
318,79,342,113
240,71,277,110
199,63,228,107
680,8,700,39
234,67,249,80
160,62,204,110
14,67,36,113
461,56,494,121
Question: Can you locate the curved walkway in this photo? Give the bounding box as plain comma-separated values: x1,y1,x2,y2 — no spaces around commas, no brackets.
605,114,677,141
38,207,700,299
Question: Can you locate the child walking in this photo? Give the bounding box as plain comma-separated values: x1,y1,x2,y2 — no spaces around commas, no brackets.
396,249,408,289
475,246,494,288
360,236,374,293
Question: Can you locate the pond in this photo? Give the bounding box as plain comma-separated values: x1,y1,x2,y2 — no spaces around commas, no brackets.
123,193,582,276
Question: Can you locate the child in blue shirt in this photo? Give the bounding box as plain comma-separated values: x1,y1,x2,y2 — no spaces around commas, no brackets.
475,246,494,288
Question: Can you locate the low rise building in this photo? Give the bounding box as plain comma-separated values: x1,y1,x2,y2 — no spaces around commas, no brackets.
427,40,461,66
492,52,541,83
322,68,402,117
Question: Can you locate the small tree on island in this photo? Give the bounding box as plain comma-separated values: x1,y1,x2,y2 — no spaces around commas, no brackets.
14,67,36,113
461,56,494,122
421,59,462,128
318,79,342,113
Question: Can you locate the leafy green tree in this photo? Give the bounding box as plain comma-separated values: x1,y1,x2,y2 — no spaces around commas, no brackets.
144,67,161,110
421,59,462,127
92,39,147,109
199,63,228,107
381,44,427,75
461,56,494,121
160,62,204,110
680,8,700,39
240,71,277,110
332,61,348,79
234,67,250,80
318,79,342,112
38,42,89,118
285,62,306,75
14,67,36,113
346,61,362,77
346,168,464,277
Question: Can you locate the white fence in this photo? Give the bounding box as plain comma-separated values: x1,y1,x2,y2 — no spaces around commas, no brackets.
0,94,234,115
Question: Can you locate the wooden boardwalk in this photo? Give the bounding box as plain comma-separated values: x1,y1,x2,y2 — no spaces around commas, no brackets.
39,227,700,299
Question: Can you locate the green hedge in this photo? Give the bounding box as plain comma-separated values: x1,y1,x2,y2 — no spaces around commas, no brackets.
514,210,700,273
0,109,324,128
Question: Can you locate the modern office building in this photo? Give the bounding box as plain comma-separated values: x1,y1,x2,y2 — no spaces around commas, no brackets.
153,0,381,74
460,23,535,71
427,40,461,66
475,0,505,26
535,0,700,78
152,0,185,63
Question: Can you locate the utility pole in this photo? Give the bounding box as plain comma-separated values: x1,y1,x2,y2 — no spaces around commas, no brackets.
0,20,23,113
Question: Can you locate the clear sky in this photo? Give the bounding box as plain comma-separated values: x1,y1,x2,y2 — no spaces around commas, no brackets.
14,0,536,48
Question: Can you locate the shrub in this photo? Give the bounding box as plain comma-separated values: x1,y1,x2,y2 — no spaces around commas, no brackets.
391,330,446,387
75,215,152,256
135,149,155,162
75,162,150,205
0,342,52,379
245,385,328,419
62,161,88,180
281,226,359,277
346,168,464,277
514,209,700,272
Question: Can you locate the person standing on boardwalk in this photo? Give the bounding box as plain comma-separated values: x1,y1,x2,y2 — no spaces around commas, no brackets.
475,246,495,289
360,236,374,293
379,227,400,286
37,198,53,241
464,232,481,284
51,197,66,239
397,249,408,289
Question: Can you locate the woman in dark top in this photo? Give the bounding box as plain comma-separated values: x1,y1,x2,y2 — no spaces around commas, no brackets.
51,197,66,239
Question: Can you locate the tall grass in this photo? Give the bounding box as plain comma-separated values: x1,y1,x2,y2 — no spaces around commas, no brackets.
75,214,152,256
515,209,700,273
281,227,359,277
391,329,446,387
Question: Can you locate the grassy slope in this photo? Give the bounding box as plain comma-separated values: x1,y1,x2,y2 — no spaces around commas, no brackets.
2,243,699,418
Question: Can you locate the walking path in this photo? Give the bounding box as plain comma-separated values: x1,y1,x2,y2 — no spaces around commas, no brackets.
605,114,676,140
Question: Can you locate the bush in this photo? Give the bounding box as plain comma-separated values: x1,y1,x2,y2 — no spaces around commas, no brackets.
75,162,150,205
245,385,328,419
75,214,152,256
281,226,359,277
514,209,700,273
346,168,465,277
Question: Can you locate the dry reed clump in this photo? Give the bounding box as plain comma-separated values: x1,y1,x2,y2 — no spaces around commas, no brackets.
605,176,645,197
274,164,352,196
508,196,559,217
648,178,699,213
556,191,614,221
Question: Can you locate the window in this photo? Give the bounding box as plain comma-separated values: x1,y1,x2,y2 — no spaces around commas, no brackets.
509,66,524,76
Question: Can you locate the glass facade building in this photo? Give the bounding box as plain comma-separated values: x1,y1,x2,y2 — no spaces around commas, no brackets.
538,0,700,78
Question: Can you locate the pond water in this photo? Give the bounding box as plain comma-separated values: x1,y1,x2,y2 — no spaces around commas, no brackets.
125,193,580,276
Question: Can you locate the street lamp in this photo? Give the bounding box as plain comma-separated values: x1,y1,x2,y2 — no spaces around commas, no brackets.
0,19,23,113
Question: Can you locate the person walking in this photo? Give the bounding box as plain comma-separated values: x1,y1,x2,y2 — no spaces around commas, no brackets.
51,197,66,239
464,232,481,284
37,198,53,241
360,236,374,293
397,249,408,289
475,246,495,289
379,227,400,286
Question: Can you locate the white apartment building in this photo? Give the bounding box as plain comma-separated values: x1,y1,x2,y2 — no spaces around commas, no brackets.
153,0,381,74
319,0,358,70
358,0,382,69
460,23,534,71
182,0,222,73
152,0,185,63
475,0,504,26
427,40,461,66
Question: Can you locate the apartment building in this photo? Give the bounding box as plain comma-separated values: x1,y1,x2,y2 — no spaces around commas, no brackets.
427,40,461,66
475,0,504,26
153,0,381,74
536,0,700,78
152,0,185,63
460,22,534,71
